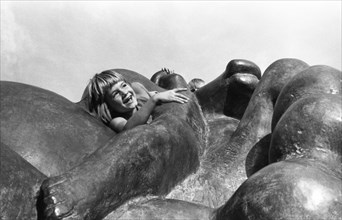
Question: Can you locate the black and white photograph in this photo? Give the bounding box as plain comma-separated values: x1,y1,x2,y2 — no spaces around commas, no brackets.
1,1,341,219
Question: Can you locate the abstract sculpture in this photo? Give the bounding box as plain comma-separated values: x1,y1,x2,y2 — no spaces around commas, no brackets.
1,59,340,220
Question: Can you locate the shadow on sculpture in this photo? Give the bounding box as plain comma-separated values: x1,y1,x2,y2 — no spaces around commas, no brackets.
1,58,341,220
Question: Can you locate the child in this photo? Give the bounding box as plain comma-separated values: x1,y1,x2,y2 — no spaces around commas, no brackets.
86,70,189,132
188,78,205,92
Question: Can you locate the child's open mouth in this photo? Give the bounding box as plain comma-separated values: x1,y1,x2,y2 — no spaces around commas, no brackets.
123,93,133,104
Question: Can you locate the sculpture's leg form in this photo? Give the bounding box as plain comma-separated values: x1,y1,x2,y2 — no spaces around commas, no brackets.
208,59,309,171
214,64,342,220
214,159,342,220
270,94,342,169
164,59,261,207
104,198,214,220
0,81,115,177
272,65,342,130
247,65,342,177
0,143,46,219
196,59,261,119
197,59,309,199
245,134,272,177
164,59,309,206
38,93,207,219
3,60,341,220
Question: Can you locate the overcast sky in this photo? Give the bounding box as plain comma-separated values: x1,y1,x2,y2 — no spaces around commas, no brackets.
1,1,341,102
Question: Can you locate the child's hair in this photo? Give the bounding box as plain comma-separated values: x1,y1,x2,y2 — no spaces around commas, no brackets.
86,70,126,124
188,78,205,92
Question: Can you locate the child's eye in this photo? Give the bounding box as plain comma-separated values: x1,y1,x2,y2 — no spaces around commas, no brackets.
112,91,118,98
122,83,127,87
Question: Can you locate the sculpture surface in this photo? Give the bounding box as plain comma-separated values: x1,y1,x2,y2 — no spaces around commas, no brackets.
0,58,341,220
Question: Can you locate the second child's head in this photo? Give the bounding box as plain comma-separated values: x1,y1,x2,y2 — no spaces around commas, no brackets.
188,78,205,92
87,70,138,123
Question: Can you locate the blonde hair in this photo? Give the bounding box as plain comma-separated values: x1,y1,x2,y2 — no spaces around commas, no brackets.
86,70,125,124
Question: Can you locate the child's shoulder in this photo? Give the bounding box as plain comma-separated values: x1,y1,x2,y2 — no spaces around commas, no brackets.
131,82,146,90
131,82,148,94
131,82,151,99
131,82,158,99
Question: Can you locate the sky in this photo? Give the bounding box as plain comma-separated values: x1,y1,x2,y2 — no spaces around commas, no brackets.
1,1,341,102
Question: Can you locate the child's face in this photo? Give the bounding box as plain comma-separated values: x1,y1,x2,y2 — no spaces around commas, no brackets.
105,81,138,113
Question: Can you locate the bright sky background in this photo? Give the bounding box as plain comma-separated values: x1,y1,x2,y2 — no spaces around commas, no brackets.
1,1,341,102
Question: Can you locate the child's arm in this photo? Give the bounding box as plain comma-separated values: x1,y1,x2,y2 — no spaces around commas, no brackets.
108,96,158,132
109,87,189,132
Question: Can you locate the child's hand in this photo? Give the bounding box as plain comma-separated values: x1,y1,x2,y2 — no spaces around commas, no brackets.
153,88,189,104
